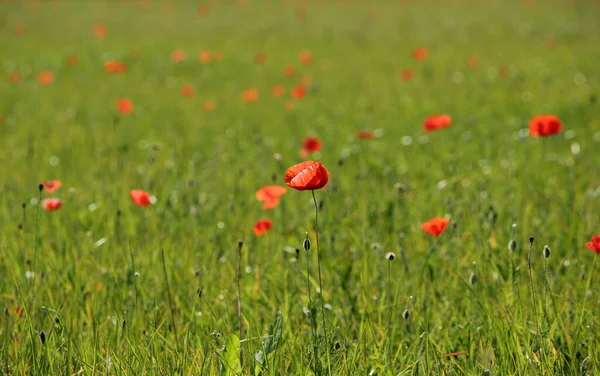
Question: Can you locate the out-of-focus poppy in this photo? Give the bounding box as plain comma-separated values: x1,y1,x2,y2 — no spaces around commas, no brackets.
198,50,212,64
399,68,413,81
253,219,272,236
40,180,62,193
256,185,287,209
283,65,296,77
295,7,307,20
421,217,450,236
413,47,428,61
43,198,63,211
198,4,210,16
300,136,321,158
9,72,21,84
368,6,379,18
285,161,329,191
242,89,258,102
585,235,600,254
291,84,306,100
202,101,215,113
423,114,452,132
467,56,479,69
272,84,285,97
171,49,186,63
529,115,562,137
181,84,193,97
38,71,54,85
299,49,312,65
104,60,127,74
356,131,375,139
130,190,153,206
93,24,106,39
116,99,133,114
254,53,266,65
213,51,224,62
67,54,79,66
499,65,509,77
14,23,26,36
285,101,295,111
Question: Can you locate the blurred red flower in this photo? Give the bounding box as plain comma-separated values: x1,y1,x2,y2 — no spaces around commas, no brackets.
171,49,186,63
256,185,287,209
116,99,133,114
284,161,329,191
38,71,54,85
40,180,62,193
198,50,212,64
529,115,562,137
14,23,26,36
254,53,267,65
356,131,375,139
104,60,127,74
272,84,285,97
253,219,272,236
421,217,450,236
202,101,215,113
130,190,152,206
423,114,452,132
93,24,106,39
399,69,414,81
242,89,259,102
9,72,22,84
585,235,600,254
67,54,79,66
300,136,321,158
291,84,306,100
467,56,479,69
283,65,296,77
413,47,428,61
43,198,63,211
299,49,312,65
181,84,194,97
198,4,210,16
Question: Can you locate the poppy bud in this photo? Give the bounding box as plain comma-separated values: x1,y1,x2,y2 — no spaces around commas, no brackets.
21,202,26,209
508,240,516,252
238,241,243,252
18,224,23,230
40,331,46,344
38,183,44,192
543,245,551,258
402,309,410,320
122,320,126,328
469,272,477,285
529,237,534,245
295,248,300,259
386,252,396,261
303,235,311,252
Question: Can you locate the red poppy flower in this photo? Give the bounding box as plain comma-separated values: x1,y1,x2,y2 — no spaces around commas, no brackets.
14,23,25,36
285,101,295,111
181,84,193,97
399,68,414,81
198,50,212,64
413,47,428,61
585,235,600,254
40,180,62,193
272,84,285,97
171,49,186,63
253,219,272,236
38,71,54,85
467,56,479,69
0,113,3,125
213,51,224,62
254,53,267,65
130,189,153,206
104,60,127,74
299,49,312,65
421,217,450,236
202,101,215,113
499,65,509,77
116,99,133,114
284,160,329,191
43,198,63,211
291,84,306,100
302,137,321,153
198,4,210,16
9,72,21,84
529,115,562,137
283,65,296,77
356,131,375,139
423,114,452,132
67,54,79,66
242,89,258,102
256,185,287,209
93,24,106,39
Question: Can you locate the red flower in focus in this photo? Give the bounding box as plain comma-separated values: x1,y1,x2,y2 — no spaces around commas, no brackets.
93,24,106,39
242,89,258,102
291,84,306,100
585,235,600,254
256,185,287,209
40,180,62,193
171,49,186,63
413,47,428,61
116,99,133,114
423,114,452,132
399,69,414,81
181,84,194,97
38,71,54,85
356,131,375,139
43,198,63,211
529,115,562,137
104,60,127,74
421,217,450,236
130,190,153,206
299,49,312,65
284,161,329,191
254,53,267,65
253,219,272,236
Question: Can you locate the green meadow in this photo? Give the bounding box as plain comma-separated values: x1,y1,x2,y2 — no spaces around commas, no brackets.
1,0,600,374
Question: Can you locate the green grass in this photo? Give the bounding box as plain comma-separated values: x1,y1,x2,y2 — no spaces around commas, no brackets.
1,0,600,374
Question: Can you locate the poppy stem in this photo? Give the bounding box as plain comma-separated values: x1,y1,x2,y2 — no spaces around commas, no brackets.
33,186,43,287
160,248,180,354
306,243,320,373
386,259,393,369
527,239,543,361
311,189,331,375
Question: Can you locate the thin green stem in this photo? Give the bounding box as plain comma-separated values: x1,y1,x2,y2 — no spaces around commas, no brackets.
33,187,42,287
386,260,393,369
311,189,330,375
527,240,543,364
160,248,180,354
306,244,319,373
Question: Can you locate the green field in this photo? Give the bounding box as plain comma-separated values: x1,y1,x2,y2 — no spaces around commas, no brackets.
1,0,600,374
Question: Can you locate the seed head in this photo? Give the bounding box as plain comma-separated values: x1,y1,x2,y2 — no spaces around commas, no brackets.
303,233,311,252
508,239,517,252
469,272,477,285
386,252,396,261
529,237,534,245
543,245,551,258
402,309,410,320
